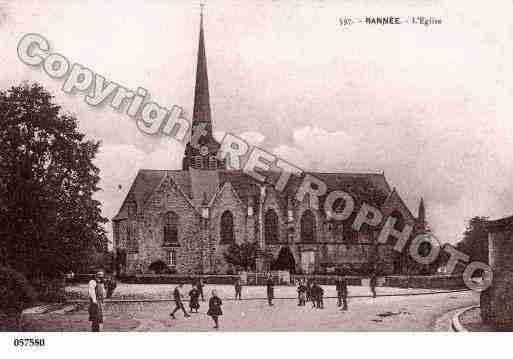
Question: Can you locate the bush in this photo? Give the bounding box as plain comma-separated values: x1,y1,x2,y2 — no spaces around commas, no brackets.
0,267,37,331
31,277,66,303
105,277,117,299
148,260,168,274
121,274,239,285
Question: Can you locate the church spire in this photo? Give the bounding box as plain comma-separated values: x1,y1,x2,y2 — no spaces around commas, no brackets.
418,197,425,224
416,197,427,233
182,6,224,171
192,4,212,133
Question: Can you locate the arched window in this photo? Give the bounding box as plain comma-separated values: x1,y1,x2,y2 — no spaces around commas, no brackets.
127,223,138,253
209,156,217,169
194,156,203,169
300,210,316,243
390,210,405,230
127,201,137,217
164,211,179,244
220,210,234,244
265,209,279,243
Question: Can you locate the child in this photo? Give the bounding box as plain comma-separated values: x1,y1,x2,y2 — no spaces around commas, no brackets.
189,285,200,313
207,290,223,329
297,280,307,306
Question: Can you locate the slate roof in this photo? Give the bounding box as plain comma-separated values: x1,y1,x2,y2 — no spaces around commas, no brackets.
112,169,395,221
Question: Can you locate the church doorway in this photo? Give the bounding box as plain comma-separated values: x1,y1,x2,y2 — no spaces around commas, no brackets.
300,251,315,274
273,246,296,274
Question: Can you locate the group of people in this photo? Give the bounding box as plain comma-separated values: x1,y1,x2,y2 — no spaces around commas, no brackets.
170,279,223,329
87,270,379,331
296,279,325,308
295,277,350,310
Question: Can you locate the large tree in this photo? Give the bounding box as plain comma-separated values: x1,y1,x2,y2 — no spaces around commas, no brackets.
456,216,490,265
0,83,108,279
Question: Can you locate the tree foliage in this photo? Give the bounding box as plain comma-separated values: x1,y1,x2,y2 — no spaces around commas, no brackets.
456,216,489,264
0,83,108,279
223,242,257,271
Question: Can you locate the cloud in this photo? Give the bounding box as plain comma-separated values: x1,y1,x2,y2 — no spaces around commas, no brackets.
238,131,266,146
272,123,513,245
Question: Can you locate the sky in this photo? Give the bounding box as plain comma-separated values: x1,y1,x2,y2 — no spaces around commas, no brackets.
1,0,513,245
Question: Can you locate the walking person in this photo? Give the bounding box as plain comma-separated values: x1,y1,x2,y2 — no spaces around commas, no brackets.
336,276,347,308
318,284,324,309
369,272,377,298
170,283,191,319
310,282,319,309
297,280,307,306
197,277,205,302
234,278,242,300
88,270,106,332
266,275,274,306
207,290,223,329
306,279,312,302
339,276,348,311
189,285,200,313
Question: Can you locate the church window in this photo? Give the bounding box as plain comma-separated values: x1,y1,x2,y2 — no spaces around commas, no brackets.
390,210,406,230
127,201,137,217
167,249,177,268
164,211,179,244
300,210,316,243
194,156,203,169
209,156,217,169
127,223,138,253
220,210,235,244
265,209,279,243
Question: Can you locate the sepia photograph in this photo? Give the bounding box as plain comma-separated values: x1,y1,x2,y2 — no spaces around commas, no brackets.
1,0,513,357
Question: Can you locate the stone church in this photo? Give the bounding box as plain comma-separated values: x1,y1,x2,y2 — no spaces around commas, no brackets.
112,12,426,276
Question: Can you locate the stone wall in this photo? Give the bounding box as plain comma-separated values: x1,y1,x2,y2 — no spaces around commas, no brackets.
209,182,248,274
114,175,414,276
121,175,206,274
383,274,465,290
481,230,513,328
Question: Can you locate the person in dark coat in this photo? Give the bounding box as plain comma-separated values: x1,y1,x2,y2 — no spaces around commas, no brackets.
197,278,205,302
310,282,319,309
336,276,348,310
336,276,348,309
189,285,201,313
317,284,324,309
297,280,307,306
306,279,312,302
170,283,191,319
266,275,274,306
207,290,223,329
234,279,242,300
369,272,377,298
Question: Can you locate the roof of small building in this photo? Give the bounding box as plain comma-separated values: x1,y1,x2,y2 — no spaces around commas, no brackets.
486,215,513,233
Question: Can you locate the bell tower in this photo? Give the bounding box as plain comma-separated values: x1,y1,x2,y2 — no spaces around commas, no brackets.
182,6,225,170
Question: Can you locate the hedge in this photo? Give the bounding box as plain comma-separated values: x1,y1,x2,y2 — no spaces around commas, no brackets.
382,274,465,290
